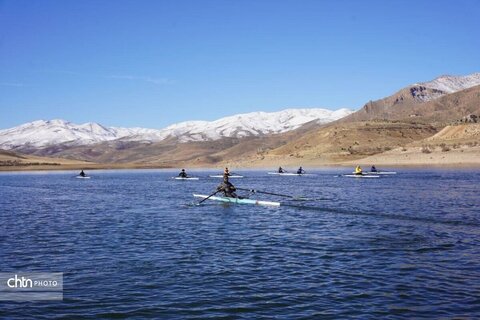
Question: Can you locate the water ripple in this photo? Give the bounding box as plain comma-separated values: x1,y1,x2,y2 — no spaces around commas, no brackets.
0,169,479,319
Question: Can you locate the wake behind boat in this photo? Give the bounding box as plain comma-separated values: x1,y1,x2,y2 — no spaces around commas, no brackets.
193,194,280,206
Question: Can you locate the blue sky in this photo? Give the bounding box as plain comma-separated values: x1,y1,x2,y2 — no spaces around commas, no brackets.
1,0,479,129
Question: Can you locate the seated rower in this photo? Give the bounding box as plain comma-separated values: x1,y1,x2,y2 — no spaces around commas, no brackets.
370,165,377,173
297,166,305,174
79,169,86,177
178,169,188,178
224,167,230,176
278,166,285,173
355,165,363,175
217,174,238,198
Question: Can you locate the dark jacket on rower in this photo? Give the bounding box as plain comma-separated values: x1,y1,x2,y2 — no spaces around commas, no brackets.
79,170,86,177
371,165,377,172
217,175,237,198
278,167,284,173
297,167,305,174
178,169,187,178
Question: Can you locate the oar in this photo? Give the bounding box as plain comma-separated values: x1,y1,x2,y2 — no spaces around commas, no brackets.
198,190,221,205
236,187,307,200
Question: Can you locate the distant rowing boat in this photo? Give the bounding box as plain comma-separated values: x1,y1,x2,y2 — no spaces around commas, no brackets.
366,171,397,175
173,177,199,180
76,176,91,179
267,172,313,176
209,175,244,178
193,194,280,206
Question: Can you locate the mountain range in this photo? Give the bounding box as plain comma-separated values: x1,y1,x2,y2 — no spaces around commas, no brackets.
1,73,479,168
0,108,352,150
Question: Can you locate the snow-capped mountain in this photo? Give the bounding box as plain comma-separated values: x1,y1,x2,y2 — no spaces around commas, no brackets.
0,108,353,150
419,73,480,93
0,119,160,150
152,108,353,142
411,73,480,102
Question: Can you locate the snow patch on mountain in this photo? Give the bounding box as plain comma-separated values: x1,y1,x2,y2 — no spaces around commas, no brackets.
419,73,480,93
0,119,160,149
410,73,480,102
156,108,353,142
0,108,353,149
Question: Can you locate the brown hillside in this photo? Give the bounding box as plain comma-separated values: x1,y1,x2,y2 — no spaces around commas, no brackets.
0,150,95,171
254,121,437,163
341,85,480,125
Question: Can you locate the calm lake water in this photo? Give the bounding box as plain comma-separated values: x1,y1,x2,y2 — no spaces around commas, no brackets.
1,169,479,319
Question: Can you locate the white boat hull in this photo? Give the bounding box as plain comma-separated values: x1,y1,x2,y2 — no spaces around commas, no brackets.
76,176,91,179
366,171,396,175
193,194,280,206
267,172,312,176
173,177,199,180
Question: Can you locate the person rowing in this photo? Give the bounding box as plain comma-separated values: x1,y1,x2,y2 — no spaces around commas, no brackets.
297,166,305,174
79,169,86,177
278,166,285,173
370,165,377,173
217,173,238,198
355,165,363,175
224,167,230,176
178,169,188,178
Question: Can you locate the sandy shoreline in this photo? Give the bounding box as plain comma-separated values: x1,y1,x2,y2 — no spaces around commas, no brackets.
2,144,479,172
1,158,479,172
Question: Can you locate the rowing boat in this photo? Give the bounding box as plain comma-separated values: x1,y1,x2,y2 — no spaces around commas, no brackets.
193,194,280,206
173,177,199,180
366,171,396,175
209,175,244,178
267,172,313,176
76,176,91,179
343,174,380,178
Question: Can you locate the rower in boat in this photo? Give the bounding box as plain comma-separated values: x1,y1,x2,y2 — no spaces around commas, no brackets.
178,169,188,178
355,165,363,175
217,173,238,198
79,169,86,177
370,165,377,173
297,166,305,174
278,166,285,173
224,167,230,176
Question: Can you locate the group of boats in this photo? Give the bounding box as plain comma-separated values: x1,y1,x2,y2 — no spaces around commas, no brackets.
75,165,396,207
173,166,396,181
178,166,396,207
